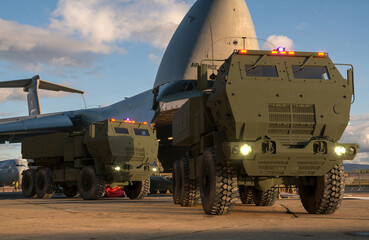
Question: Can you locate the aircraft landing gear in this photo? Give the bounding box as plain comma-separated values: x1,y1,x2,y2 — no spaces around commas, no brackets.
63,185,79,198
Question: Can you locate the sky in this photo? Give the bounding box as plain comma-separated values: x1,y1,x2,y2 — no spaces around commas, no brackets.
0,0,368,164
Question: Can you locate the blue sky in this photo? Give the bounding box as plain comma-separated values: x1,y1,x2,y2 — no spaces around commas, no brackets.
0,0,368,163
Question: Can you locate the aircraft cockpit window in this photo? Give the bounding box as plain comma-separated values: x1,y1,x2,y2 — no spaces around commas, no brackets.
114,127,129,134
245,65,278,78
179,82,194,92
292,66,330,80
134,129,150,136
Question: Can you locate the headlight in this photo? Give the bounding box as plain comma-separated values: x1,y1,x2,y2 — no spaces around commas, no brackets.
114,166,121,171
240,144,252,155
335,146,346,156
232,145,240,154
348,146,356,155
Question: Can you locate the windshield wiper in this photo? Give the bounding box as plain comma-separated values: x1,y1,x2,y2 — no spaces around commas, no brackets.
293,55,313,73
246,54,267,72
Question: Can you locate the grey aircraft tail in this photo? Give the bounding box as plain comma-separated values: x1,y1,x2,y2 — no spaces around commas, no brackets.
0,75,84,116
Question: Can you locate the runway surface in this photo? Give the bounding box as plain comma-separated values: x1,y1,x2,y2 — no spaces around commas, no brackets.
0,192,368,240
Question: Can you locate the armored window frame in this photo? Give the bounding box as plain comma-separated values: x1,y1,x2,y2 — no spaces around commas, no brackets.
292,66,330,80
134,129,150,136
244,65,278,78
114,127,129,134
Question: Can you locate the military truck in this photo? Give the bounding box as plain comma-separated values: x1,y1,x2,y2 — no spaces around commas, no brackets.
21,119,158,200
171,49,359,215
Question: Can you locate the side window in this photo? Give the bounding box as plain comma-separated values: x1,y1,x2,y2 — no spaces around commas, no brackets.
245,65,278,77
292,66,330,80
134,129,150,136
114,127,129,134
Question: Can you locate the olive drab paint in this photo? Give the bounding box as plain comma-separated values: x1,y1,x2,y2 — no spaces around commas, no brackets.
173,50,359,189
22,120,158,188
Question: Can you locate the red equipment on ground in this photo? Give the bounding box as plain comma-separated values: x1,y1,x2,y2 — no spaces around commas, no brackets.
104,186,124,197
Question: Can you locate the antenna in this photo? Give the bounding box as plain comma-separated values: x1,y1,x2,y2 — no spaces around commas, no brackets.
242,37,246,49
81,94,87,110
208,18,215,76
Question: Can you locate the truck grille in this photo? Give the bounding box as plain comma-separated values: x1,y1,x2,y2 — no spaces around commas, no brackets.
268,104,315,145
125,147,146,161
253,156,325,176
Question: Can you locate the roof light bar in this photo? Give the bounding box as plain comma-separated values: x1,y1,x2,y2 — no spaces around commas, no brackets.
238,49,247,54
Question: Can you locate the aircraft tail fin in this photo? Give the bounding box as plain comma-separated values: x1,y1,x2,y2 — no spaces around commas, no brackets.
0,75,84,116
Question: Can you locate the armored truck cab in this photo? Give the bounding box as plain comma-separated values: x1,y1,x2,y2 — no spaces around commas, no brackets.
172,49,359,215
21,119,158,200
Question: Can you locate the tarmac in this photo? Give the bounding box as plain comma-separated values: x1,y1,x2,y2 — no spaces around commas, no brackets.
0,191,368,240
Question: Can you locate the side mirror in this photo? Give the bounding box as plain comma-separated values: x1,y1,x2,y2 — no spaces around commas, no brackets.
347,68,355,104
347,68,353,86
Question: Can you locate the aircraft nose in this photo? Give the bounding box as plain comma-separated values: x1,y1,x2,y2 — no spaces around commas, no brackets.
15,167,25,182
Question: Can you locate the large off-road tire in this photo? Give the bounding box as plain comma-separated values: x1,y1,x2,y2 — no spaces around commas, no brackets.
200,148,238,215
78,166,105,200
22,169,37,198
63,186,79,198
124,178,150,200
35,168,57,199
172,159,180,204
239,185,254,204
179,158,200,207
253,186,278,206
299,164,344,214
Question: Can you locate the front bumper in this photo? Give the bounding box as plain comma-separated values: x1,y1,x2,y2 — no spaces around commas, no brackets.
222,139,359,177
104,165,155,183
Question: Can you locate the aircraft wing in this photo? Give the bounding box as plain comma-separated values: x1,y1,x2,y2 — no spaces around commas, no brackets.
107,90,156,123
0,90,156,144
0,113,74,143
0,80,157,145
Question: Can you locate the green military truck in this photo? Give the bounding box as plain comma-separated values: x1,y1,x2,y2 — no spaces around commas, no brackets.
21,119,158,200
172,49,360,215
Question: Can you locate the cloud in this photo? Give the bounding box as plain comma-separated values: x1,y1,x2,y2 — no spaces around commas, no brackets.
0,89,27,103
0,18,111,70
49,0,191,49
0,0,192,71
262,35,295,50
296,22,308,30
148,53,161,63
0,86,78,104
0,143,21,161
348,152,369,165
342,113,369,164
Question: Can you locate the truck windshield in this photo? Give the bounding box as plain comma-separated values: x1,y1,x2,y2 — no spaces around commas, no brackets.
134,129,150,136
245,65,278,77
115,127,129,134
292,66,330,80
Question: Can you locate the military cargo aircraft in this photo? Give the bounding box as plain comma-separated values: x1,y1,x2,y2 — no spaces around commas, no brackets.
0,0,260,173
0,159,29,187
